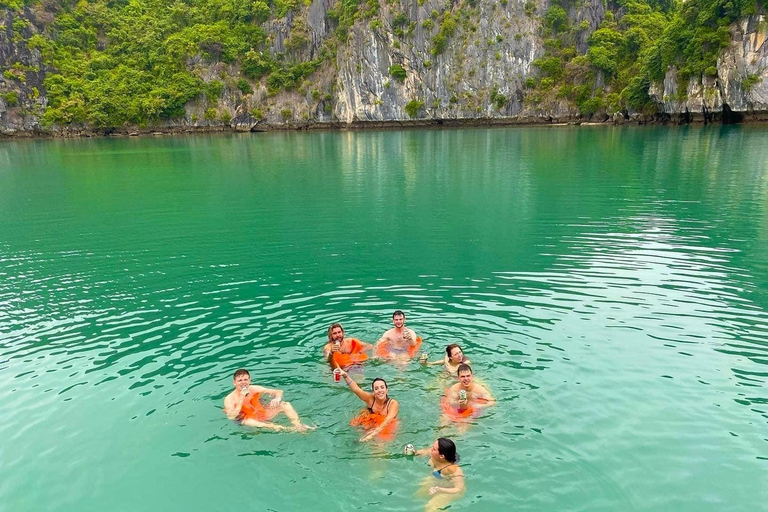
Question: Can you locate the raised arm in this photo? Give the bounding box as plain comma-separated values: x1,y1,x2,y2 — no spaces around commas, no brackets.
360,399,399,442
337,367,372,403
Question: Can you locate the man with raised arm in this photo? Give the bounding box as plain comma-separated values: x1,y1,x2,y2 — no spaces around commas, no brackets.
223,369,314,432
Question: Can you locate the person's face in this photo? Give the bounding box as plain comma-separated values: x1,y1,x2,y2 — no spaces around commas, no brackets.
393,314,405,328
372,380,388,400
430,440,443,459
458,370,473,387
449,347,463,363
234,373,251,389
330,326,344,342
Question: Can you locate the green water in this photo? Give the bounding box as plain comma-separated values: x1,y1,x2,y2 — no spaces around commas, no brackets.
1,126,767,511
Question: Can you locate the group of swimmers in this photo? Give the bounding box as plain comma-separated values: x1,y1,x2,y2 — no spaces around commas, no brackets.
223,310,496,508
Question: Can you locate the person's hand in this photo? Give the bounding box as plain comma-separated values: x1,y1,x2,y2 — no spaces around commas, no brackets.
337,368,349,379
458,397,468,408
359,431,375,442
429,486,443,495
269,397,282,408
332,342,341,353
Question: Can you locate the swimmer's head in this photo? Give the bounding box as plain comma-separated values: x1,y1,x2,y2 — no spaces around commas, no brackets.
371,377,389,400
328,323,344,343
392,310,405,327
233,369,251,387
457,364,473,387
433,438,459,463
446,344,464,362
233,368,250,380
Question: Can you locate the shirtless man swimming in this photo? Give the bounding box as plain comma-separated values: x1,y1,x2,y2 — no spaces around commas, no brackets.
446,364,496,411
223,369,314,432
322,323,372,361
376,310,419,358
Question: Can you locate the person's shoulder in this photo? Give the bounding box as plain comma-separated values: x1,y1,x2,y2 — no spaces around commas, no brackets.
224,390,236,403
473,382,490,393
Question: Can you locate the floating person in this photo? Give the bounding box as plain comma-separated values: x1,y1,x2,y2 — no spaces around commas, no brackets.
421,343,471,375
322,322,372,368
223,369,314,432
441,364,495,421
413,438,465,511
336,367,400,442
376,310,422,361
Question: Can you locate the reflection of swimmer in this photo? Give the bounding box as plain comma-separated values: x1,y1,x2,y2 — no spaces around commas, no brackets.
422,343,471,375
322,323,372,367
337,368,400,442
223,369,314,433
443,364,495,420
376,310,421,361
414,438,465,511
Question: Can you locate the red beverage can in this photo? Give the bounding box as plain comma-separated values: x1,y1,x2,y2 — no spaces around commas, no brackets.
333,368,341,382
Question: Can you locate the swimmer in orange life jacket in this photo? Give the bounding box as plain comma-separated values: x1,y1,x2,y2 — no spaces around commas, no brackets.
413,438,465,511
336,367,400,442
322,322,373,362
223,369,314,432
376,310,420,360
422,344,471,375
445,364,495,412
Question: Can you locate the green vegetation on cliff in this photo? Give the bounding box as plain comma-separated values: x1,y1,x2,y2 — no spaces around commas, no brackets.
531,0,764,113
9,0,330,127
1,0,765,127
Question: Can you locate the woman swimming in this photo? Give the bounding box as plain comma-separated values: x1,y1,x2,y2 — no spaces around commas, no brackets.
422,343,471,375
337,367,400,442
414,438,465,510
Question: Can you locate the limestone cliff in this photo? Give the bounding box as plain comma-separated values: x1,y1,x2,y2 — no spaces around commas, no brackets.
0,1,767,136
648,15,768,123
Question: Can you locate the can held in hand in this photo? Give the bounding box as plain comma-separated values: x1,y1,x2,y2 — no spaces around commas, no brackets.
458,389,468,408
403,443,415,456
333,368,341,382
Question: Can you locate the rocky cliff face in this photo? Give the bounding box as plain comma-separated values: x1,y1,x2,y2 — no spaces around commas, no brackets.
334,0,541,122
0,2,766,136
648,15,768,123
0,8,47,135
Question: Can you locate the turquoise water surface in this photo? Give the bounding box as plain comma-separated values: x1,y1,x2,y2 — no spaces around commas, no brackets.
1,126,767,511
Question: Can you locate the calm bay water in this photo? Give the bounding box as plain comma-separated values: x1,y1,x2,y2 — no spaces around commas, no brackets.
0,126,767,511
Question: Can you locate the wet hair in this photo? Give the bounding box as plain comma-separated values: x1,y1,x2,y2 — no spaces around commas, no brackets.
233,369,250,380
445,344,463,360
392,310,405,319
457,363,472,375
327,322,344,342
437,438,459,463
